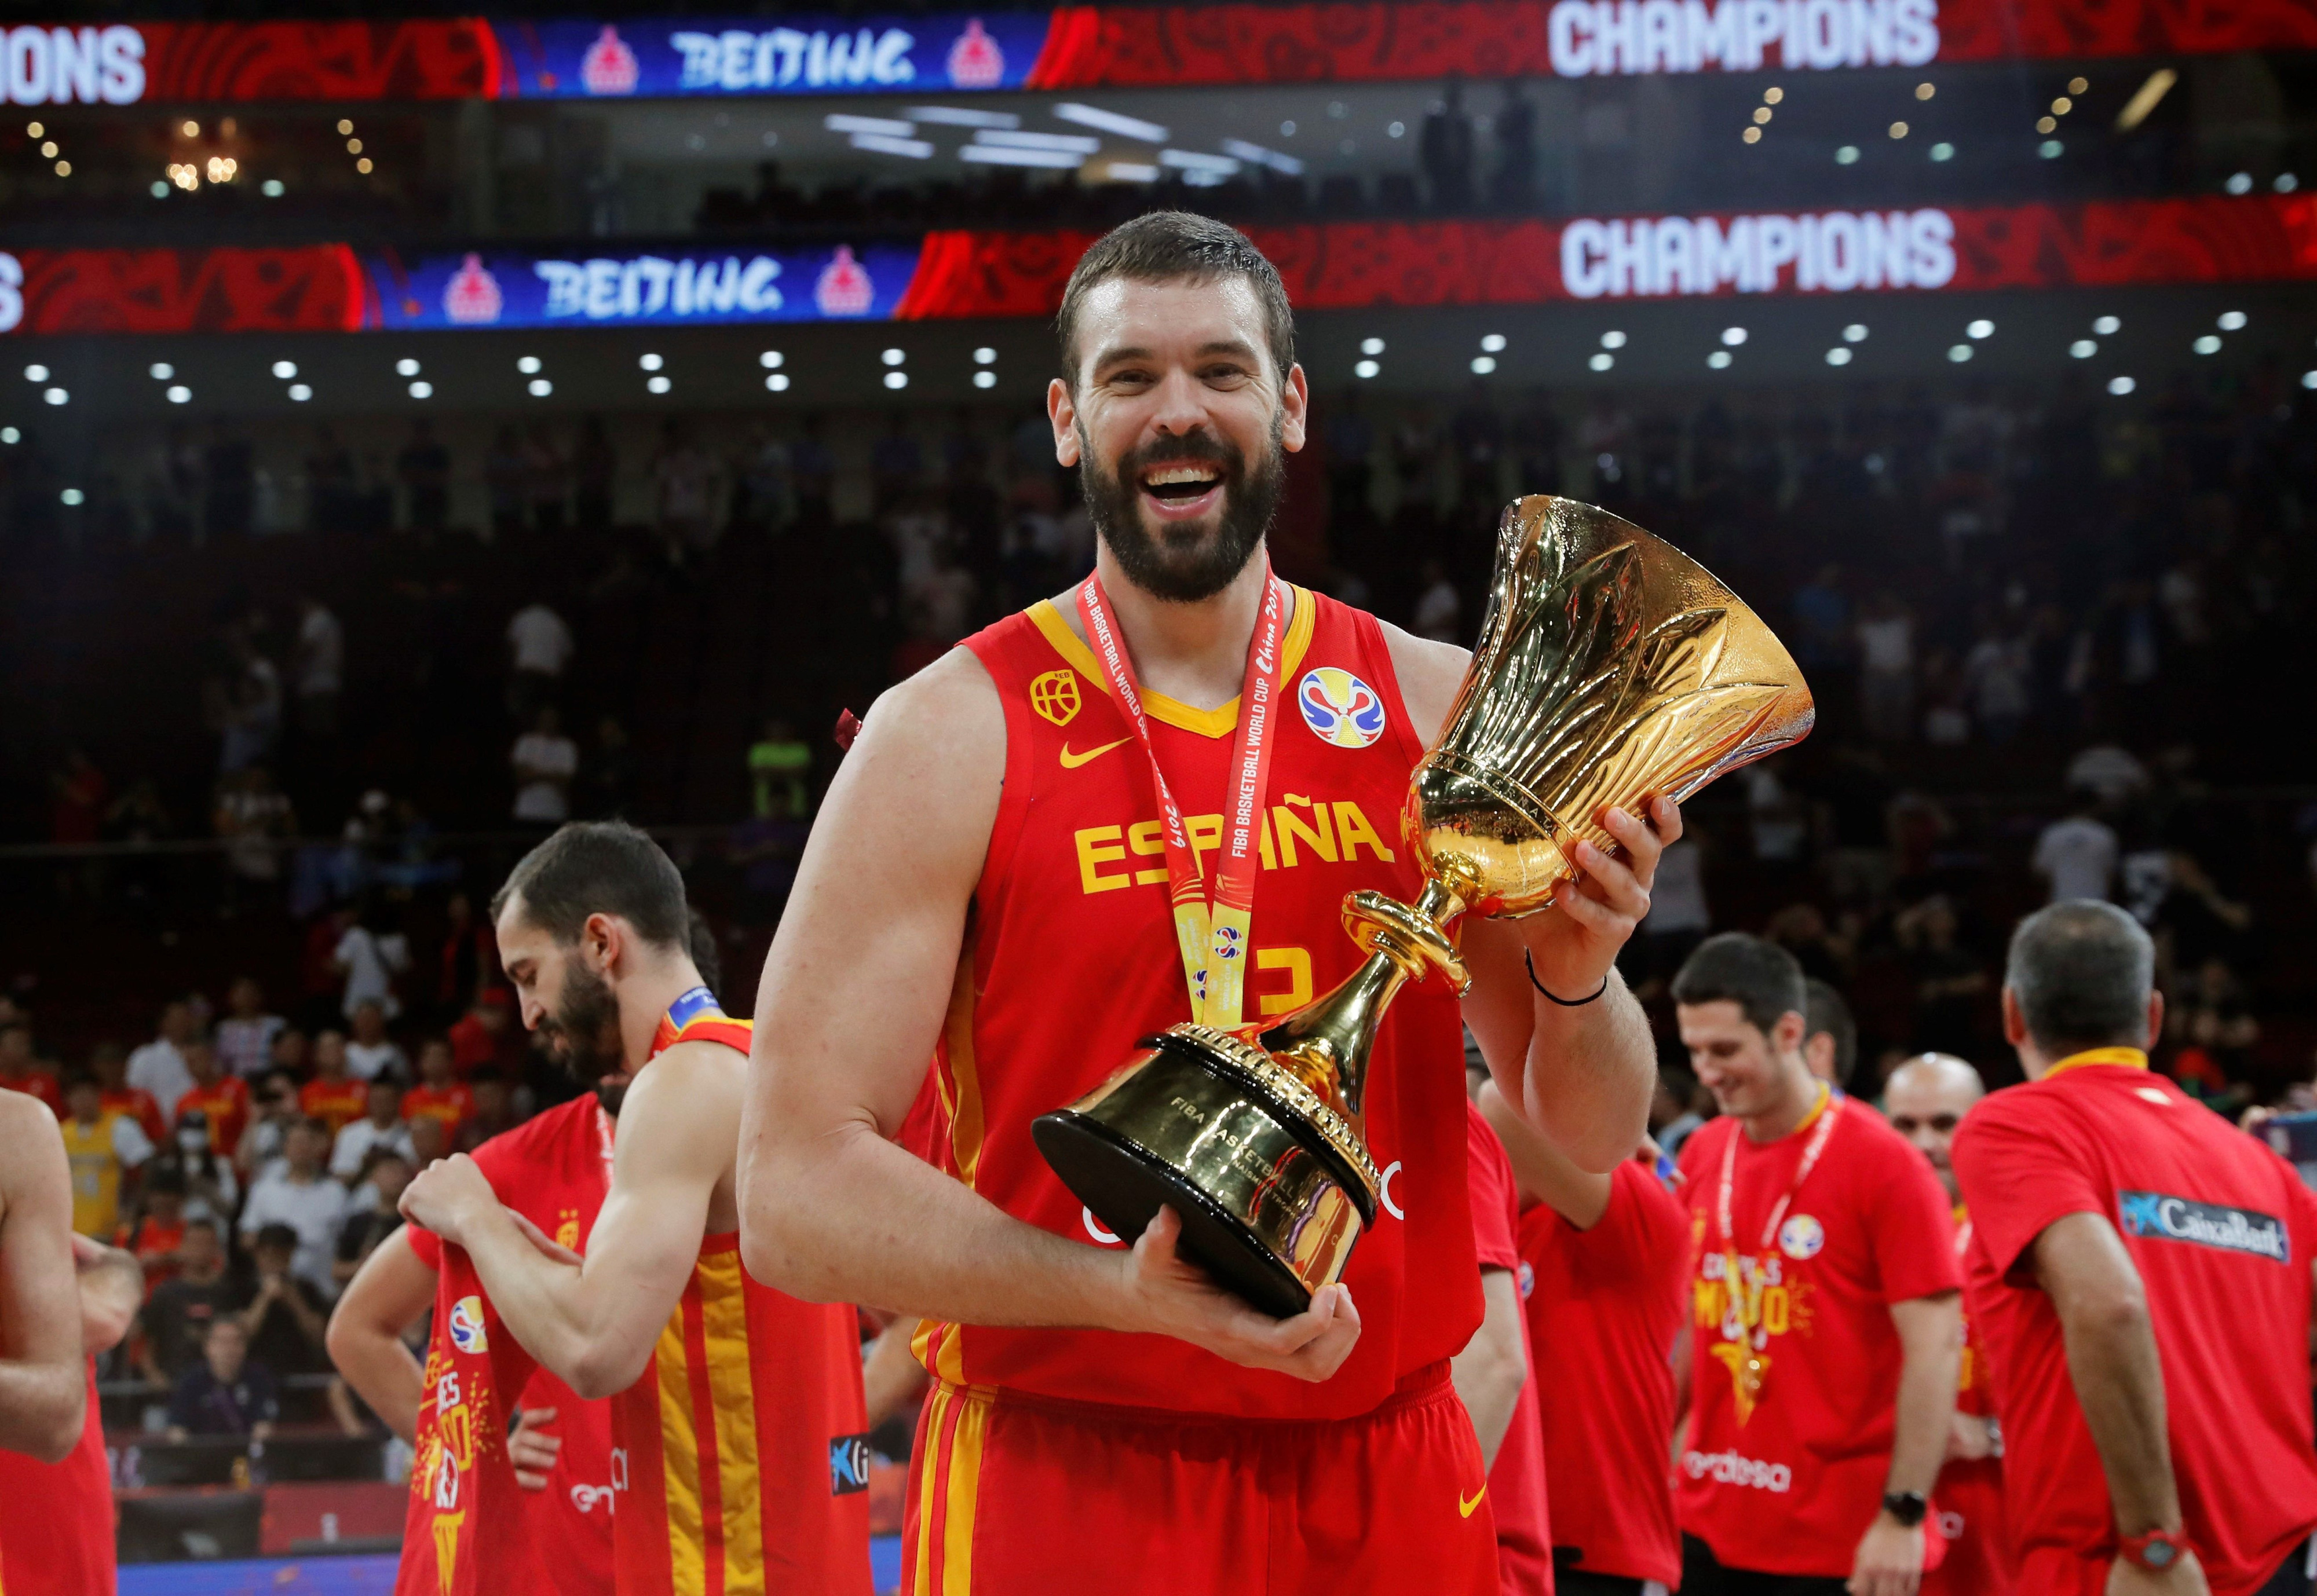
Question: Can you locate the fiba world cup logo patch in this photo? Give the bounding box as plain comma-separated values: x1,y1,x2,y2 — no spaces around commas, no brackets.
448,1295,489,1355
1298,667,1386,749
1029,669,1081,727
1778,1214,1826,1261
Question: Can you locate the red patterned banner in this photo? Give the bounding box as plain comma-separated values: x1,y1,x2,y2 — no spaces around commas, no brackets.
1,198,2308,334
136,20,500,101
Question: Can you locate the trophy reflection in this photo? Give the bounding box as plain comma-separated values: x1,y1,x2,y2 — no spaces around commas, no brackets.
1033,497,1817,1317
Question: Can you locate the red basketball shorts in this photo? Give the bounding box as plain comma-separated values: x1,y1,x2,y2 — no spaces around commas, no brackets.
902,1360,1499,1596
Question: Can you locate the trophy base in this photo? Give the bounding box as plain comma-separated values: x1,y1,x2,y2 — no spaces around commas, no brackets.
1033,1028,1379,1322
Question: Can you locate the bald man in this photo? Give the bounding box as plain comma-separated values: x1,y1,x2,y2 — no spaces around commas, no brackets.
1886,1055,2012,1596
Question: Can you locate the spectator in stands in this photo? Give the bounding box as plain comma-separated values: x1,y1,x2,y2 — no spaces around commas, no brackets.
269,1027,309,1078
1419,77,1474,210
1803,978,1859,1093
238,1222,332,1377
511,707,579,826
299,1030,367,1137
155,1110,239,1228
174,1037,250,1158
128,1000,198,1124
1896,894,1988,1058
1629,835,1711,998
505,598,573,720
233,1068,302,1181
653,419,723,562
215,976,286,1080
334,910,411,1034
433,891,497,1024
60,1071,152,1239
334,1149,411,1288
330,1077,414,1181
457,1074,518,1154
342,998,405,1083
1855,592,1916,743
0,1019,61,1112
487,425,527,540
396,419,450,533
138,1218,236,1385
401,1038,473,1143
406,1112,449,1172
1651,1068,1708,1158
2031,790,2118,904
239,1120,349,1298
122,1166,191,1288
447,989,519,1078
290,594,343,742
213,766,294,913
167,1316,277,1441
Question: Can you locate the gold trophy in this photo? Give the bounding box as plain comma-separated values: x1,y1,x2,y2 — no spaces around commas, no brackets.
1033,497,1815,1316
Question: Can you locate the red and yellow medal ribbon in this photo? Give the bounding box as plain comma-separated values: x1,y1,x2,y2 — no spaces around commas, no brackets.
1076,565,1288,1029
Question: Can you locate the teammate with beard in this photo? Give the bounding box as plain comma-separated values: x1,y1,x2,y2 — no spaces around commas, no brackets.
326,894,725,1596
399,822,871,1596
738,211,1671,1593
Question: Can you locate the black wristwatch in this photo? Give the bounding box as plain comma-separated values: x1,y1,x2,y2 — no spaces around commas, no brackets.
1881,1491,1929,1528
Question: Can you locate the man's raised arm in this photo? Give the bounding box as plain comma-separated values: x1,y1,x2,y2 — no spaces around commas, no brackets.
736,652,1361,1382
0,1094,88,1462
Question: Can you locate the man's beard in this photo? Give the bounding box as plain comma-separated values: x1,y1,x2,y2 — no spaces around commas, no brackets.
536,961,626,1092
1079,417,1285,603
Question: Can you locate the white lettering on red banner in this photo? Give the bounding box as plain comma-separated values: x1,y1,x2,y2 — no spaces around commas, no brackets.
1560,208,1956,297
0,26,143,105
1547,0,1937,75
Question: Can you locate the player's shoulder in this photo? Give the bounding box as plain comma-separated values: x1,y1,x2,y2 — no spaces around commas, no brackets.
0,1088,57,1138
849,646,1004,781
472,1093,595,1179
1372,615,1470,746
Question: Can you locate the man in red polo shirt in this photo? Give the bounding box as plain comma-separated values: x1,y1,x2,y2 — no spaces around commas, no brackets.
1482,1078,1687,1596
1461,1082,1552,1595
1953,901,2317,1596
1885,1053,2012,1596
1671,934,1961,1596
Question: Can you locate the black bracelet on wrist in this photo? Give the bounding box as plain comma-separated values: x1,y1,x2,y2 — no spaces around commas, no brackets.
1525,949,1609,1007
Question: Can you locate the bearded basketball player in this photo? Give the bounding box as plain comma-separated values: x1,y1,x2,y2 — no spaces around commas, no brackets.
400,822,871,1595
738,211,1675,1593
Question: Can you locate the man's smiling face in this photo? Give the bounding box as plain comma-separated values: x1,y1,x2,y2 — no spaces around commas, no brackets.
1050,274,1307,603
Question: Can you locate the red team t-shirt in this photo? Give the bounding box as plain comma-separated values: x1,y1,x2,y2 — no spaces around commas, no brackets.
1466,1103,1552,1596
301,1077,371,1139
1953,1059,2317,1596
1676,1093,1961,1578
916,591,1481,1419
0,1363,114,1596
1520,1158,1688,1587
175,1077,250,1155
401,1093,616,1596
1923,1206,2011,1596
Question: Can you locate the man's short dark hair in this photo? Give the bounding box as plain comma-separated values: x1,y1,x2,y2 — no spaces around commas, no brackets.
1055,211,1296,387
254,1223,299,1254
2006,901,2154,1055
1672,932,1808,1035
492,821,688,950
1804,978,1858,1088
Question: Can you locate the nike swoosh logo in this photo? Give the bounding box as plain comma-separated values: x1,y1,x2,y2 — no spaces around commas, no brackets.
1059,736,1134,770
1459,1484,1488,1518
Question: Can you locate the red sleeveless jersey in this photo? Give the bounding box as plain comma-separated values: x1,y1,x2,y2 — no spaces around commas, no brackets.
400,1093,616,1596
916,589,1480,1420
0,1363,113,1596
609,1009,874,1596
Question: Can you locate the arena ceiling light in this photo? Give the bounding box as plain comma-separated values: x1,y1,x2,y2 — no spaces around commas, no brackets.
2303,371,2317,390
2092,315,2121,335
647,375,671,394
1825,347,1852,365
1843,324,1869,342
2115,68,2176,131
978,130,1101,154
1103,162,1159,182
1834,145,1860,164
766,372,790,391
2276,174,2299,192
2107,375,2136,396
851,133,933,159
883,371,908,390
2040,140,2064,159
1480,334,1507,353
43,387,65,405
1,427,18,442
518,356,542,374
1471,356,1497,374
23,364,46,382
272,360,297,379
2192,335,2221,355
288,383,312,401
2070,339,2097,358
1360,338,1385,356
2218,310,2247,331
1588,352,1614,372
1221,138,1304,177
1600,331,1627,349
1354,359,1379,379
397,358,422,377
1929,142,1954,162
973,347,996,365
825,114,915,138
882,347,906,365
640,353,664,371
1160,150,1240,175
962,145,1081,168
60,488,82,506
1967,319,1994,339
408,380,433,398
761,350,785,369
166,386,190,405
974,371,996,389
908,106,1018,129
262,179,284,196
1947,344,1973,361
1706,350,1733,369
1720,327,1747,346
149,363,173,380
529,378,553,397
1054,104,1169,143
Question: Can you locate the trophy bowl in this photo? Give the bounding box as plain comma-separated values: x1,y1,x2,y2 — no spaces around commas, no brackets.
1035,496,1815,1315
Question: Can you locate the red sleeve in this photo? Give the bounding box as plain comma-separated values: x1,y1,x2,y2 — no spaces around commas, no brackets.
407,1223,443,1269
1950,1090,2105,1284
405,1115,544,1272
1465,1103,1519,1273
1854,1121,1965,1297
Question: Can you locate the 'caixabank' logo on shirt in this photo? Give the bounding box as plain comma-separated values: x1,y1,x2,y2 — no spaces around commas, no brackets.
2118,1191,2289,1262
